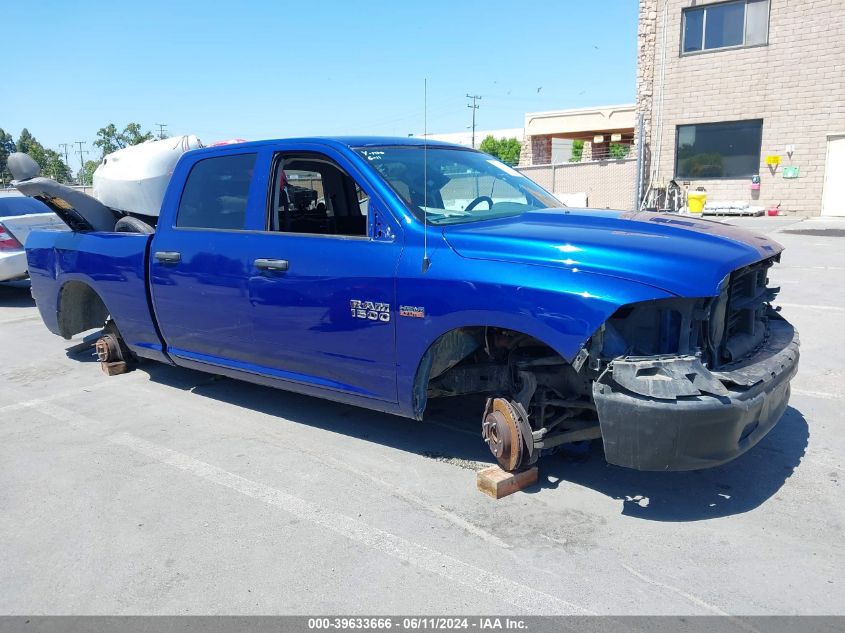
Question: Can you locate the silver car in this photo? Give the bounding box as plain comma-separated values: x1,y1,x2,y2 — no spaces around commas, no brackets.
0,196,66,282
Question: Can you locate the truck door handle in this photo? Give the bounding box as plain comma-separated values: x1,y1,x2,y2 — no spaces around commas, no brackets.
154,251,181,264
255,258,289,272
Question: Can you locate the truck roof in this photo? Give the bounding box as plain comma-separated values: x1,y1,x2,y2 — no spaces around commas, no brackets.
187,136,471,157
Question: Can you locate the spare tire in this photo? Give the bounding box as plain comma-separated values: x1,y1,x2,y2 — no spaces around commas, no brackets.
114,216,155,234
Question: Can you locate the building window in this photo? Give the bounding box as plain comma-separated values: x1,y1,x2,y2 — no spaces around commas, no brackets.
682,0,769,55
675,120,763,179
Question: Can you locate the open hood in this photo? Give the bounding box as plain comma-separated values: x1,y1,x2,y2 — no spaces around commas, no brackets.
441,209,783,297
7,152,117,232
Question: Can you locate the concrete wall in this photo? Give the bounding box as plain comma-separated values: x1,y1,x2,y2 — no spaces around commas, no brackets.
424,128,524,149
520,159,637,210
638,0,845,215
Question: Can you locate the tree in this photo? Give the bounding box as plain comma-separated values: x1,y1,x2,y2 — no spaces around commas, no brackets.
93,124,122,156
93,122,154,158
42,149,72,182
15,128,72,182
79,159,101,186
17,128,37,155
123,122,154,146
0,128,16,183
479,135,522,166
569,140,584,163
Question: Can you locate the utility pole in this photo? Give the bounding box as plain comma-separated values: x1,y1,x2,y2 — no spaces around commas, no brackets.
155,123,168,139
466,94,482,148
74,141,89,186
58,143,71,183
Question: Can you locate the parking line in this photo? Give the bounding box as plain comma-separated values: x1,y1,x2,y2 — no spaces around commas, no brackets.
778,266,845,271
0,315,42,326
126,380,505,547
0,379,125,415
318,453,508,548
620,562,729,615
792,388,843,402
806,458,845,474
620,563,763,633
777,303,845,313
31,400,591,616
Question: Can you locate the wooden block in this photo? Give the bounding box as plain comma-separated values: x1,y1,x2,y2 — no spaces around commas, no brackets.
100,361,129,376
476,465,538,499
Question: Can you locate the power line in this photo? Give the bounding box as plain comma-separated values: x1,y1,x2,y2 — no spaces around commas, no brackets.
74,141,89,186
155,123,168,139
466,94,482,148
58,143,71,182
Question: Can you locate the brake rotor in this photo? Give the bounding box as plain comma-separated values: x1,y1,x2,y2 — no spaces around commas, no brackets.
95,333,122,363
481,397,524,472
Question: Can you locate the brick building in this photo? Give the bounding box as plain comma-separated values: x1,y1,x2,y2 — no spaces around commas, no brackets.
518,105,636,166
638,0,845,216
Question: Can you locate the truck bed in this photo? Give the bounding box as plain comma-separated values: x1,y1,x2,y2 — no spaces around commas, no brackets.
26,230,167,362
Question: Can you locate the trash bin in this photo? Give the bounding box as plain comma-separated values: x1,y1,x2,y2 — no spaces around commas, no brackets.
687,190,707,214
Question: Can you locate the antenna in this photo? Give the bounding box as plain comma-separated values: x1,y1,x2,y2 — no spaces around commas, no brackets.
422,78,431,273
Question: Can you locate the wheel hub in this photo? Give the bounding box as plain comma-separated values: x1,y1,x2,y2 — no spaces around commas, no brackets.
95,333,123,363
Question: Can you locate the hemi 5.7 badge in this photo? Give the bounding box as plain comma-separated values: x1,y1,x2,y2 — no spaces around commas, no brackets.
399,305,425,319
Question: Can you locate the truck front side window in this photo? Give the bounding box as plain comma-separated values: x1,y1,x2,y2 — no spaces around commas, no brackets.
268,154,368,238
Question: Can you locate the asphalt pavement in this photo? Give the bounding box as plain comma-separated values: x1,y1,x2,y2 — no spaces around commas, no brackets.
0,215,842,615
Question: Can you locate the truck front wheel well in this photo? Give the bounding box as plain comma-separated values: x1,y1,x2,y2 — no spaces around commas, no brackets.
413,326,601,472
412,326,584,419
57,281,110,339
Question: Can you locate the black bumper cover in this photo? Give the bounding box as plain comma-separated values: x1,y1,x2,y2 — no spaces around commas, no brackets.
593,319,799,471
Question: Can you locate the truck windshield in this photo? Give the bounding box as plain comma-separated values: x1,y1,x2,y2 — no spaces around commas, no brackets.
355,146,564,225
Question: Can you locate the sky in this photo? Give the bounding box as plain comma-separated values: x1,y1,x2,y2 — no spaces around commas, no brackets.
4,0,637,163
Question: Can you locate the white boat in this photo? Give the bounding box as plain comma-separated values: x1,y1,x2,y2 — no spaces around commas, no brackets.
93,135,203,217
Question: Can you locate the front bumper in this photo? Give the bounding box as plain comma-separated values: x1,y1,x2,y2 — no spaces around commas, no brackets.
593,318,799,471
0,249,28,282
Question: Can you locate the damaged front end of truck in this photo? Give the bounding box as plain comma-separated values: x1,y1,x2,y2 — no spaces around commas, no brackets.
421,254,799,472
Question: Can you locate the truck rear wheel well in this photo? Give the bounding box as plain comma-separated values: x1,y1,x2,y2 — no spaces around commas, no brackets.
57,281,110,339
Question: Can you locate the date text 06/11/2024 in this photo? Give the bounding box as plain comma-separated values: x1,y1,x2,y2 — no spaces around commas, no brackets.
307,617,527,630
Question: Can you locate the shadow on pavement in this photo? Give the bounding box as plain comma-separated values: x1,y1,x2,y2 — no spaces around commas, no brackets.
97,354,808,523
63,330,104,364
538,405,808,521
0,283,35,308
139,359,494,463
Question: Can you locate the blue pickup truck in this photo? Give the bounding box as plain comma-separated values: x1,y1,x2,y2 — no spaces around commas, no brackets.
10,137,799,473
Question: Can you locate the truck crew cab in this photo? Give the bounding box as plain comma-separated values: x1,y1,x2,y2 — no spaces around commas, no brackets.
9,137,799,473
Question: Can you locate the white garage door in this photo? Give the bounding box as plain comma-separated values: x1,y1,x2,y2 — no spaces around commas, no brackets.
822,135,845,217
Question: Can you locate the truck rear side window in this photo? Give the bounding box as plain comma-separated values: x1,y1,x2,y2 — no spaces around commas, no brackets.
176,153,257,230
